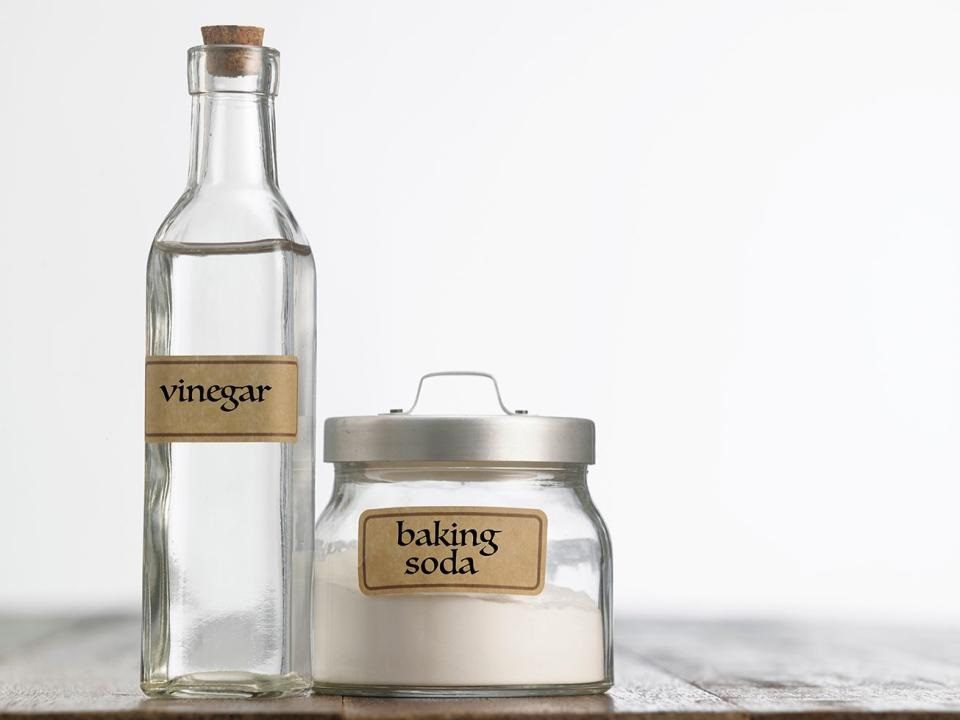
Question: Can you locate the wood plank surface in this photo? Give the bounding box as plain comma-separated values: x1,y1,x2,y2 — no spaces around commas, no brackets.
619,618,960,714
1,615,958,719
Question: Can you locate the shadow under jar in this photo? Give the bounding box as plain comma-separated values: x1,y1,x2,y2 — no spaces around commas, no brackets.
312,373,613,697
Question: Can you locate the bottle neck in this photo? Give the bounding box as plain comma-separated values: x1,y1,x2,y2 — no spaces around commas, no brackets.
188,93,278,189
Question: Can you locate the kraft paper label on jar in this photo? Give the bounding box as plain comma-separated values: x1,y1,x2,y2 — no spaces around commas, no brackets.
145,355,298,443
358,506,547,596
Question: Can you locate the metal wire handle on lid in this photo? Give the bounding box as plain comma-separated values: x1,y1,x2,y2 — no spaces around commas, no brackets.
389,371,528,416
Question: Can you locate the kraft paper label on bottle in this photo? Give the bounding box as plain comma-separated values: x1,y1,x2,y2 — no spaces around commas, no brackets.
357,506,547,596
145,355,298,443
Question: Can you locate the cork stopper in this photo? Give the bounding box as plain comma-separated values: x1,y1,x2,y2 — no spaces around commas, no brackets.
201,26,264,46
200,26,265,77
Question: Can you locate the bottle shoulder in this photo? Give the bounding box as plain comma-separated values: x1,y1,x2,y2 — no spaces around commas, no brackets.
151,184,310,250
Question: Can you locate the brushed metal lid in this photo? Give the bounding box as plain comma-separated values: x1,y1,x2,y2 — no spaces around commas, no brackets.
323,372,595,465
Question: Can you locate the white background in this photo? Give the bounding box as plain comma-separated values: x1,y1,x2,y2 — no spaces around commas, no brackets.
1,0,958,624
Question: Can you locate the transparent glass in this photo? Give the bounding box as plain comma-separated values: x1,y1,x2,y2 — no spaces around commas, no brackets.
142,44,314,698
313,463,613,697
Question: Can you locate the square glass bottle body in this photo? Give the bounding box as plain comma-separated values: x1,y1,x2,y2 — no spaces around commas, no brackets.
142,41,315,698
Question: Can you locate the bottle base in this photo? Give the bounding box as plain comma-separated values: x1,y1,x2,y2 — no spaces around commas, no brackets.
142,671,311,698
311,679,612,698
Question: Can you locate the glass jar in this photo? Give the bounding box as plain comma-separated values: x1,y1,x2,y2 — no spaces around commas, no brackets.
312,373,613,697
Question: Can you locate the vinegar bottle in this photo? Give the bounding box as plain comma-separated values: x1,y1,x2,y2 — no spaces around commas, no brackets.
142,26,314,697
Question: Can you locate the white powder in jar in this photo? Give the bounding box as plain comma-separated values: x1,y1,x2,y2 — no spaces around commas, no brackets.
312,549,605,687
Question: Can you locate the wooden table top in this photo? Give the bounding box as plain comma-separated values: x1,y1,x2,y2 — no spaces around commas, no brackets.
1,614,958,719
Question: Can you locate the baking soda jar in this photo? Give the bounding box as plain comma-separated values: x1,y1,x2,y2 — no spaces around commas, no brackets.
312,372,612,697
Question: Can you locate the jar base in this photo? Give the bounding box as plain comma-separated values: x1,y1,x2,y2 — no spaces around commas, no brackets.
311,679,613,698
141,671,311,698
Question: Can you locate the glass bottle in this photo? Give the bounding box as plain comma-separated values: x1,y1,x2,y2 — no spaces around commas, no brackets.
142,27,314,698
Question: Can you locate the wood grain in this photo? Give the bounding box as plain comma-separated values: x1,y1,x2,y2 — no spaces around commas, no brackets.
2,615,959,718
620,618,960,715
